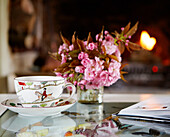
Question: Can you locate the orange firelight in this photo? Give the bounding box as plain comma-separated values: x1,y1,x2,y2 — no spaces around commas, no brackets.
140,31,156,51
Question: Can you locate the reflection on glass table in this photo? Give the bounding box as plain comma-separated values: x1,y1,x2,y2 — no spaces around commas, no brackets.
1,102,170,137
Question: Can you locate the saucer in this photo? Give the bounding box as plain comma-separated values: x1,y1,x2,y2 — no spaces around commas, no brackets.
1,97,76,116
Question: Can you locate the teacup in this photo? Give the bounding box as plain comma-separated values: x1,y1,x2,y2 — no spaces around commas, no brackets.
14,76,76,107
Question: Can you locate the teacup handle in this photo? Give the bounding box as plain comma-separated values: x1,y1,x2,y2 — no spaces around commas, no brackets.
52,82,76,106
62,82,76,101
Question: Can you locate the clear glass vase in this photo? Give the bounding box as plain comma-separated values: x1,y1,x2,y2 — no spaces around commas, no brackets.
77,86,104,104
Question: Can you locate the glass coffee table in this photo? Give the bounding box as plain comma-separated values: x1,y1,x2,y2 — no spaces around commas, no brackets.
1,101,170,137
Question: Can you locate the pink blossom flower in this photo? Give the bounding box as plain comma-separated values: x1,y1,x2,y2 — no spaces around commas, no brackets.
69,44,74,51
80,85,84,90
55,72,62,77
81,58,92,67
104,30,109,35
78,52,84,60
69,73,74,77
108,62,121,74
58,46,63,54
96,34,99,40
87,43,96,50
106,74,120,86
99,38,103,42
105,34,114,42
128,35,131,39
126,40,129,43
78,52,89,60
62,43,67,49
121,27,124,31
114,48,122,62
74,81,77,85
68,57,72,60
84,53,88,58
100,71,109,85
102,41,117,55
63,73,68,78
62,44,69,52
95,57,104,74
84,68,95,81
84,41,87,46
61,54,67,64
75,66,84,73
78,80,87,85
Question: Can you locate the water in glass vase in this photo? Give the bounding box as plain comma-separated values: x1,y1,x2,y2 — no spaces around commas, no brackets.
77,86,104,104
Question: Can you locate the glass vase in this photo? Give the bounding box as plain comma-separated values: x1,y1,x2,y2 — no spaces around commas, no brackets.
77,86,104,104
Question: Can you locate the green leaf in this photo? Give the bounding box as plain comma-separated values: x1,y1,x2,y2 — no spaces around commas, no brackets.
120,74,128,83
99,54,106,59
55,63,70,73
111,31,120,38
120,63,128,70
101,45,106,55
77,38,86,51
69,60,80,67
64,71,71,74
120,71,128,74
60,32,70,45
108,55,119,62
126,22,139,37
125,44,132,53
87,50,100,59
87,32,93,46
59,62,70,68
68,49,80,58
48,51,61,61
118,41,125,54
106,57,109,64
72,31,76,44
63,67,71,73
73,73,78,81
128,42,142,50
123,22,131,35
77,74,83,81
72,32,79,50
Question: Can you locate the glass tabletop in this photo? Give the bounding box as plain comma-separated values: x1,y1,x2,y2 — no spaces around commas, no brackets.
1,102,170,137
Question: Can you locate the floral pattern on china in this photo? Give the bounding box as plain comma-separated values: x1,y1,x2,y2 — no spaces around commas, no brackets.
16,79,64,103
14,76,76,107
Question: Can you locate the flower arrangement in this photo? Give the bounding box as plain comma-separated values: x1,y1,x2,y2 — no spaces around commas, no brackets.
50,22,141,90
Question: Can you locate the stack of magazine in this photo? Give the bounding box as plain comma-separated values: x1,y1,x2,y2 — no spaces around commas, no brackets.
115,96,170,134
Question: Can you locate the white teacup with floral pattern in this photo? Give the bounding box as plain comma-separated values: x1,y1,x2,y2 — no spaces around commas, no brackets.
14,76,76,107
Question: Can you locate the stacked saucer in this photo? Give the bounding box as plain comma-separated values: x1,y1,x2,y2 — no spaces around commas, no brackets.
1,76,76,116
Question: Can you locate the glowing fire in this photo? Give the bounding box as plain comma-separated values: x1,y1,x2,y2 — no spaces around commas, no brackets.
140,31,156,51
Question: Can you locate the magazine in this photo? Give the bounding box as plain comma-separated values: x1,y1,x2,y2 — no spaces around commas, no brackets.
115,96,170,122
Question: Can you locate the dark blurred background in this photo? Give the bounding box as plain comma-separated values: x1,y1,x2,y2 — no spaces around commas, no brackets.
1,0,170,92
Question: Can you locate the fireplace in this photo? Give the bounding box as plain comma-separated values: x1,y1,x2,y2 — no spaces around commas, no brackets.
122,29,170,88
